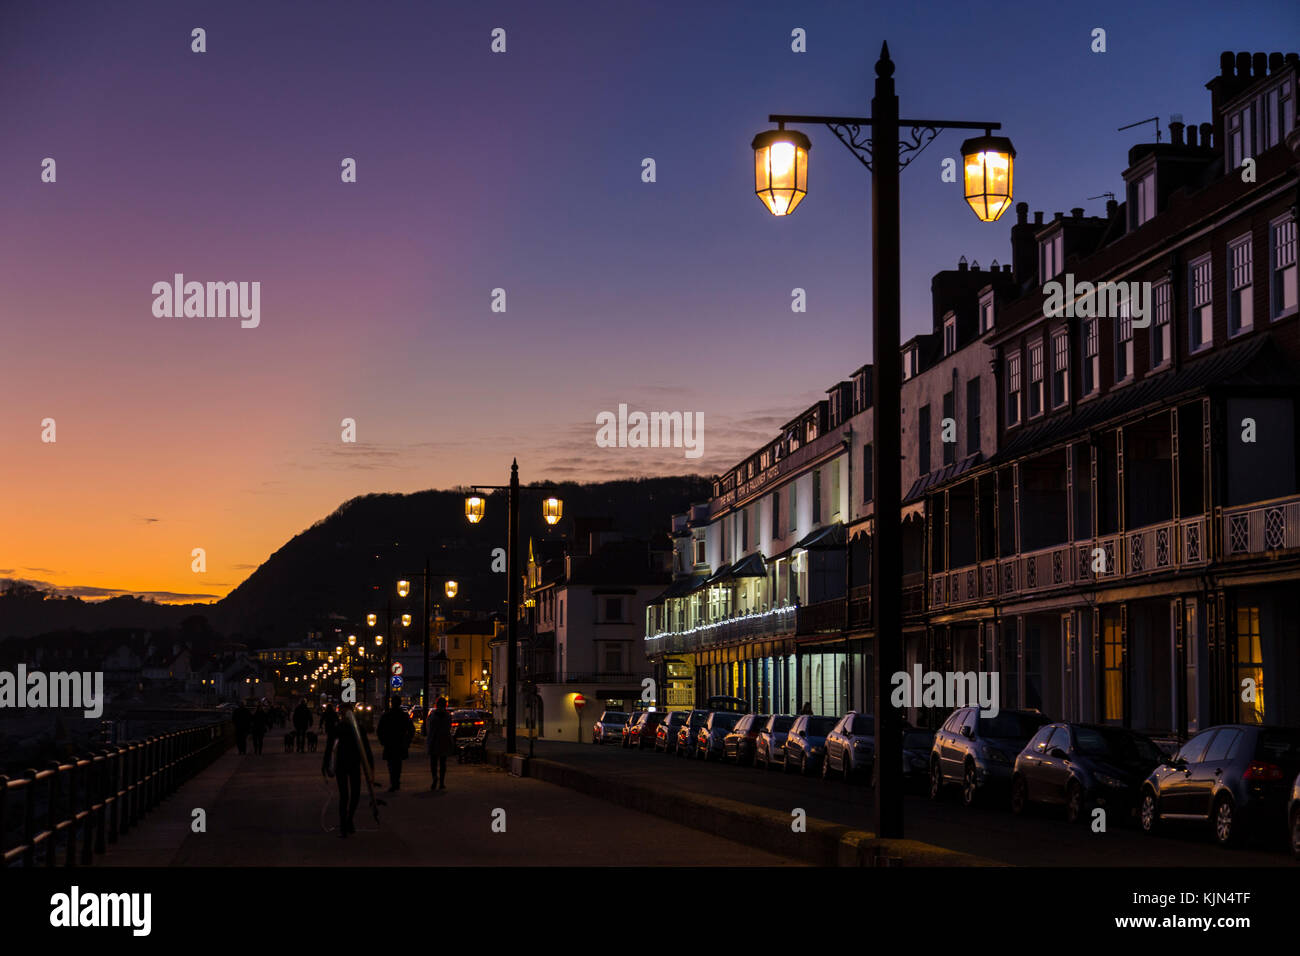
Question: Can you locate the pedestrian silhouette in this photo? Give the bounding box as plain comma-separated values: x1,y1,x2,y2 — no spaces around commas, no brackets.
426,697,454,791
322,701,375,837
292,698,311,753
799,701,813,715
376,695,415,792
233,701,252,754
251,703,269,754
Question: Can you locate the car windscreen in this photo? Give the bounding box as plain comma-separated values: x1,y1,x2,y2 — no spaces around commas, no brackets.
851,715,875,735
903,731,934,750
808,717,837,735
978,712,1048,739
603,713,629,724
1073,726,1163,763
1257,730,1300,763
711,712,741,730
768,716,795,732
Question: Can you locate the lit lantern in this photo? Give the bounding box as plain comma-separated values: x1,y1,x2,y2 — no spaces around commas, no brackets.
397,580,410,598
445,580,459,599
960,134,1016,222
543,497,563,526
401,613,412,627
375,634,384,646
366,613,377,627
465,496,486,524
752,128,811,216
348,634,356,646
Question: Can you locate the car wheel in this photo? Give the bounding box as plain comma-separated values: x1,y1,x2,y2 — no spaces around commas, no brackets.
1011,775,1028,815
1139,789,1159,834
1290,809,1300,861
929,760,945,801
961,763,979,807
1213,796,1239,847
1065,781,1086,824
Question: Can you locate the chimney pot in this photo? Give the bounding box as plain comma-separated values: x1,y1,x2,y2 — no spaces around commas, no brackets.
971,260,980,271
1269,52,1284,74
1220,51,1234,76
1186,124,1198,147
1287,54,1300,69
1253,52,1267,78
1169,120,1185,146
1236,52,1251,77
1016,201,1028,224
1199,122,1214,150
1071,207,1084,219
1054,211,1064,222
1106,198,1118,218
958,256,968,272
991,258,999,270
1034,210,1044,225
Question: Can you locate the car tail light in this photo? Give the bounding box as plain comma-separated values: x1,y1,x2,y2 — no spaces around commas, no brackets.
473,721,485,726
1243,761,1284,782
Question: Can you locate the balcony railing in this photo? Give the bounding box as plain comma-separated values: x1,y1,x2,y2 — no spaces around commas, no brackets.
645,605,799,657
1222,494,1300,557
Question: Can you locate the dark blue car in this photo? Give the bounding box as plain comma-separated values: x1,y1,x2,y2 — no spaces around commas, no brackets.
1012,722,1165,823
783,714,838,776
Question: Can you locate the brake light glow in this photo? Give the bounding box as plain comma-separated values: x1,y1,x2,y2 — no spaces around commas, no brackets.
1243,761,1284,782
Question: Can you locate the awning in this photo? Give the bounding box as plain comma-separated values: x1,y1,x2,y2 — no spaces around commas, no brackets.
728,552,768,577
648,575,707,604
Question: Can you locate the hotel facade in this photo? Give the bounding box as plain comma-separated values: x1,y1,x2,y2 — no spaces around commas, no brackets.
644,50,1300,743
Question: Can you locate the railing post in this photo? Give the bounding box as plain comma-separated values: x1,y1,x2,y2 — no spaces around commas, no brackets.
92,753,107,857
46,760,60,867
22,769,36,867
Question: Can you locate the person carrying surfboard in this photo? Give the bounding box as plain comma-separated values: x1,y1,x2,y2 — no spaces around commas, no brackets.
321,700,376,836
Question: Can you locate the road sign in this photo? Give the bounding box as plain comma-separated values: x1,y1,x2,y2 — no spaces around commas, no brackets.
573,693,586,712
391,662,403,676
390,675,403,689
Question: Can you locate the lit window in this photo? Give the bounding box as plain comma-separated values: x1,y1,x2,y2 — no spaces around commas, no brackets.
1271,215,1297,320
1189,254,1213,353
1228,235,1253,336
1051,332,1069,408
1151,281,1172,368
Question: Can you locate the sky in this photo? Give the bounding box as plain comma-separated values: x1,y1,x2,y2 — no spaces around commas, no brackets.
1,0,1296,603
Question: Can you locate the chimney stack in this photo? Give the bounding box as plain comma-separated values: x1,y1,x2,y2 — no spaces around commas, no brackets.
1016,201,1028,225
1071,207,1084,219
1106,198,1118,218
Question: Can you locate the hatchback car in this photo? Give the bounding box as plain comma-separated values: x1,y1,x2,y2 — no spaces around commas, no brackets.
930,707,1051,807
654,711,689,753
755,714,795,770
823,712,875,782
1012,722,1165,823
675,710,710,757
1139,724,1300,847
783,714,838,775
593,710,629,745
696,711,743,761
722,713,770,765
623,710,665,750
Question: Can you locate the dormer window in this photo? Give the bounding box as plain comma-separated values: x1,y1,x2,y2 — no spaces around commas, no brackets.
979,291,995,333
943,314,957,355
1129,171,1156,229
1039,232,1063,282
1228,76,1295,171
902,346,919,381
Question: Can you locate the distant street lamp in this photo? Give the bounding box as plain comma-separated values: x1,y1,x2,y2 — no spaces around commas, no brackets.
445,580,459,599
464,461,563,754
752,42,1013,839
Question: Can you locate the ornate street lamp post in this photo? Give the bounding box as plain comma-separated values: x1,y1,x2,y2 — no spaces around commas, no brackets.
753,43,1013,838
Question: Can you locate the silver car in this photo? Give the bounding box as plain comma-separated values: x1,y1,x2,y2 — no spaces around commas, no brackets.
930,707,1051,807
823,711,875,782
592,710,629,744
755,714,795,770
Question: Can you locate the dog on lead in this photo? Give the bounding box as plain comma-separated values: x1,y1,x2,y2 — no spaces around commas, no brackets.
306,731,318,752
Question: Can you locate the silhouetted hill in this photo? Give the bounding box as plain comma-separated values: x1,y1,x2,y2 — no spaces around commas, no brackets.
1,476,710,645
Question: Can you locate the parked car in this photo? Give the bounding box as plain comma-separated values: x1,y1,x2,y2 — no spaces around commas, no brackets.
1289,770,1300,860
655,711,689,753
592,710,629,744
722,713,769,765
1012,722,1165,823
902,728,936,789
1139,724,1300,847
930,707,1051,807
620,712,641,747
623,710,665,750
755,714,795,770
696,711,743,761
783,714,838,775
675,710,710,757
823,712,875,782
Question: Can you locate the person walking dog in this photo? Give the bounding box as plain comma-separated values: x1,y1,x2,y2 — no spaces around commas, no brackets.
426,698,455,791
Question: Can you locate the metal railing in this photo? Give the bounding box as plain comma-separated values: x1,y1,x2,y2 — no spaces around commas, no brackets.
1222,494,1300,556
0,720,231,867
